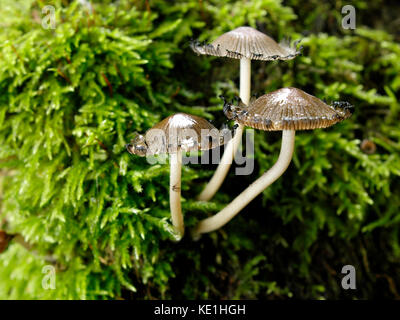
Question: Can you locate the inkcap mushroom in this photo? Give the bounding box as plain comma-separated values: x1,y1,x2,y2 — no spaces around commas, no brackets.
191,26,302,201
191,87,353,238
126,113,226,240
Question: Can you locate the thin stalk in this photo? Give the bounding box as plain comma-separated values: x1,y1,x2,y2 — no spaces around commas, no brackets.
239,57,251,105
192,130,295,238
170,149,184,239
197,57,251,201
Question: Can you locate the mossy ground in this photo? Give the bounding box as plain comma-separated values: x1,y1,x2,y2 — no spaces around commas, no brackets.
0,0,399,299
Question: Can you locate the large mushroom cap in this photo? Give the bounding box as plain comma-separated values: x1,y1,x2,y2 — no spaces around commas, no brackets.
224,87,353,131
127,113,226,156
190,26,300,61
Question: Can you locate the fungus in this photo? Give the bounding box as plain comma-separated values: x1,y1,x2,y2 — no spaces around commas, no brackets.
126,113,225,240
191,26,301,201
191,87,353,238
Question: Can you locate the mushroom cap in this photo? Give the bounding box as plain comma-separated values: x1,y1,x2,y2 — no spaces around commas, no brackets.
127,113,227,156
223,87,353,131
190,26,300,61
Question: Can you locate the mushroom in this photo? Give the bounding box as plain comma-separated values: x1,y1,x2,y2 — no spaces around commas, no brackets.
191,26,301,201
0,230,11,253
191,87,353,238
126,113,225,240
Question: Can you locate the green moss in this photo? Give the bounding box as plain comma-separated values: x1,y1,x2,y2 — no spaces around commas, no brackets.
0,0,399,299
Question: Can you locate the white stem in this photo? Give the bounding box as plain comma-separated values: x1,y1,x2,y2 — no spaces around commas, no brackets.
192,130,295,238
240,57,251,106
170,150,184,239
197,58,251,201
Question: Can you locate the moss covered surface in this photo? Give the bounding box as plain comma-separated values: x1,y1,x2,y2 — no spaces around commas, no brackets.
0,0,399,299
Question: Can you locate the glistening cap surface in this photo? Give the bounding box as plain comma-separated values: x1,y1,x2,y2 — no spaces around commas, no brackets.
190,26,301,61
223,87,353,131
126,113,228,156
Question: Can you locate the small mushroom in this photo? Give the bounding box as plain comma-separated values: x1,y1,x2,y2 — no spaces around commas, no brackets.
192,87,353,238
190,26,301,62
191,26,301,201
126,113,224,240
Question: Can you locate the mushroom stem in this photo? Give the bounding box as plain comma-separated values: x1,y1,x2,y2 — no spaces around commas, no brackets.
170,149,184,239
192,130,295,238
240,57,251,106
197,57,251,201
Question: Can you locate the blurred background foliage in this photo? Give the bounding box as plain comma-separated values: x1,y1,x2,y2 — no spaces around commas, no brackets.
0,0,399,299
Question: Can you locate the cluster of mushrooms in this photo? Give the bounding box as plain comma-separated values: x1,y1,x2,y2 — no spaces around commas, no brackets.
126,26,353,241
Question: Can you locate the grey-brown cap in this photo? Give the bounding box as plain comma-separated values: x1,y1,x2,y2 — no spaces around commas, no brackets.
126,113,227,156
223,87,353,131
190,26,301,61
